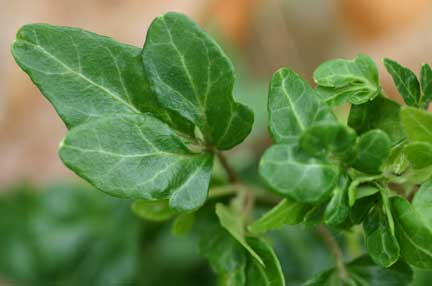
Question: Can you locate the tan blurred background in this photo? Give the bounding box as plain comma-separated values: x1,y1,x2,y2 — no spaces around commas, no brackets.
1,0,432,186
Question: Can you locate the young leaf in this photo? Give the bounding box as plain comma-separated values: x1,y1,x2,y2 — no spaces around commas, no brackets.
383,58,420,107
215,203,264,266
324,176,350,226
59,114,213,212
245,237,285,286
363,206,400,267
142,12,253,150
131,199,176,221
401,106,432,144
420,63,432,108
268,68,335,144
352,130,391,174
249,198,311,234
303,255,412,286
299,123,357,159
12,24,192,134
259,143,339,203
348,96,404,145
171,212,195,236
403,142,432,169
391,196,432,269
412,179,432,226
313,54,381,105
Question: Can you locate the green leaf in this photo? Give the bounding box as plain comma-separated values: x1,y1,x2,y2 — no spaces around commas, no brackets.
401,106,432,144
304,255,412,286
259,143,339,203
348,96,404,145
324,175,350,226
59,114,213,212
420,63,432,108
404,142,432,169
383,58,420,107
352,130,391,174
171,213,195,236
268,68,335,144
299,123,357,159
249,198,311,234
12,23,192,134
385,142,409,175
142,12,253,150
364,206,400,267
215,203,264,266
245,237,285,286
131,199,176,221
391,196,432,269
313,54,380,105
412,179,432,227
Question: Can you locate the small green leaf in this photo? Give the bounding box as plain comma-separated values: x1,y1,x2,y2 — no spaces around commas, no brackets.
59,114,213,212
404,142,432,169
385,142,409,175
299,123,357,159
12,23,192,134
245,237,285,286
391,196,432,269
268,68,335,144
131,199,176,221
352,130,391,174
348,96,404,145
259,143,339,203
249,198,311,234
313,54,380,105
324,175,350,226
171,213,195,236
420,63,432,108
401,106,432,144
412,179,432,227
364,206,400,267
383,58,420,107
215,203,264,266
142,12,253,150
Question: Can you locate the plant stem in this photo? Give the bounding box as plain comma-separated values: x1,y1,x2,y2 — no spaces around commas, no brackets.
317,225,349,282
216,151,239,183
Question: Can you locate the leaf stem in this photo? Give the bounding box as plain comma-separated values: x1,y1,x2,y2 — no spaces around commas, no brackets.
216,151,239,183
317,225,349,282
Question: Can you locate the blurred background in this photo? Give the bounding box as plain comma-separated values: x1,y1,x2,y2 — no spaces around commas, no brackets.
1,0,432,285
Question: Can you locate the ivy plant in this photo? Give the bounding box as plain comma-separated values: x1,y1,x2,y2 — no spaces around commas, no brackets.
12,11,432,285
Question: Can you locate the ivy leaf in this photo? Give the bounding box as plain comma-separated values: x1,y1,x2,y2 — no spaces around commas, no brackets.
215,203,264,265
268,68,335,144
363,205,400,267
412,179,432,227
352,130,391,174
313,54,380,106
259,143,339,203
401,106,432,144
299,123,357,159
245,237,285,286
248,198,311,234
348,96,404,145
420,63,432,108
403,142,432,169
303,255,412,286
391,196,432,269
142,12,253,150
324,175,350,226
131,199,176,221
383,58,420,107
11,24,192,134
59,114,213,212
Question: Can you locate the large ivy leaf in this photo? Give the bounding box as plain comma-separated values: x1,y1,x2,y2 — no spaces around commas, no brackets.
249,198,311,234
268,68,335,144
259,143,339,203
383,58,420,107
313,54,380,106
348,96,404,145
12,24,192,134
59,114,213,212
303,255,412,286
142,12,253,150
363,205,400,267
420,63,432,108
352,130,391,174
403,142,432,169
412,179,432,228
391,196,432,269
401,106,432,144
